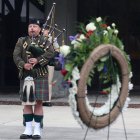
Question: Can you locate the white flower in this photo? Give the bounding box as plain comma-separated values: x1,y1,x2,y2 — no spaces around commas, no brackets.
126,55,130,61
71,40,81,49
72,67,80,80
103,30,108,35
112,23,116,27
114,29,119,34
60,45,70,57
120,45,124,50
86,22,96,32
129,82,133,90
129,72,133,78
79,34,86,40
96,17,102,22
107,26,111,30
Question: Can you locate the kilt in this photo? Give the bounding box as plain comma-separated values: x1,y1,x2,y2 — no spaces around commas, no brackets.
19,75,49,102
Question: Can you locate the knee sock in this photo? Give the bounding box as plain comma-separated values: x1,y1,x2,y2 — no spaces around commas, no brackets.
23,114,34,126
34,115,43,128
33,115,43,136
23,114,33,135
23,121,32,135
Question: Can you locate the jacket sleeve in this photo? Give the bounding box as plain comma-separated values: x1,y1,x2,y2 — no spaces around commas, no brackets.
13,37,25,70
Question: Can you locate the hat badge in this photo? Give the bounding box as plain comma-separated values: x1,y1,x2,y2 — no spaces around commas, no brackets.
37,20,40,24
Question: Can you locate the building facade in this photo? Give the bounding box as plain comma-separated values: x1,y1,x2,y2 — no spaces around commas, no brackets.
0,0,140,93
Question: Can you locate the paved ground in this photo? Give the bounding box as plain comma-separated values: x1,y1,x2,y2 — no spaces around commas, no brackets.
0,105,140,140
0,91,140,140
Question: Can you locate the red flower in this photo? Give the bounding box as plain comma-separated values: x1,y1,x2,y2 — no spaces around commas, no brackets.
86,30,94,38
101,24,107,28
61,69,68,76
100,90,109,94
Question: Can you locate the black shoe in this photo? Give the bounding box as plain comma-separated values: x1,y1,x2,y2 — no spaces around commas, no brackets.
32,135,41,139
43,102,52,107
20,134,32,139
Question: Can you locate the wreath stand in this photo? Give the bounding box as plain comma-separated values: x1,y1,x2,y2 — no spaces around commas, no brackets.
70,44,130,140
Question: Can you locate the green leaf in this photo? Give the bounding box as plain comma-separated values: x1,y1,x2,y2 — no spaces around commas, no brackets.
65,63,74,71
100,56,109,62
97,62,104,72
64,71,72,80
87,77,92,86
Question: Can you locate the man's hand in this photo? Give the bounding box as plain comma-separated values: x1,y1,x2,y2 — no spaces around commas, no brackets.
28,58,38,66
24,63,33,70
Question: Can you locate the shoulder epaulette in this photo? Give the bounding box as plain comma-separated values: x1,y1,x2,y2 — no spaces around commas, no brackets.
20,36,29,49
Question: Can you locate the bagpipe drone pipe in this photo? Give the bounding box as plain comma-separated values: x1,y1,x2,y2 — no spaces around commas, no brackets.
28,2,66,71
27,27,66,71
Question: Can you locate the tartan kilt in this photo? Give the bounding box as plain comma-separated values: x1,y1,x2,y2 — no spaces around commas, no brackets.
19,75,49,102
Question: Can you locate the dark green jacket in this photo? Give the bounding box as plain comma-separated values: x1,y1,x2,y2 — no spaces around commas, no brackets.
13,35,55,78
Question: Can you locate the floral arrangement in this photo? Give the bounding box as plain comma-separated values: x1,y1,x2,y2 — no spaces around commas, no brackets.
60,17,131,92
59,17,133,129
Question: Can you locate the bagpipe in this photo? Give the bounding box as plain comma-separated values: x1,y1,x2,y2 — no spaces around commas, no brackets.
28,28,66,71
27,2,66,71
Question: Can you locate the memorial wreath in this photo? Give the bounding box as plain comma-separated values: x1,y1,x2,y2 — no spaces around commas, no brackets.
60,17,133,129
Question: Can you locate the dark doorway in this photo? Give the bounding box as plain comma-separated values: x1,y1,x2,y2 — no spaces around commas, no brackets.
0,0,44,92
0,0,27,92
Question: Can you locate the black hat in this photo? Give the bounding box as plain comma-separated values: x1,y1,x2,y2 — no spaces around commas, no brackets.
29,18,42,27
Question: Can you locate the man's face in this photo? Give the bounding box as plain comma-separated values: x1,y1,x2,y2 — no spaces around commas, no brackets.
28,24,41,37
